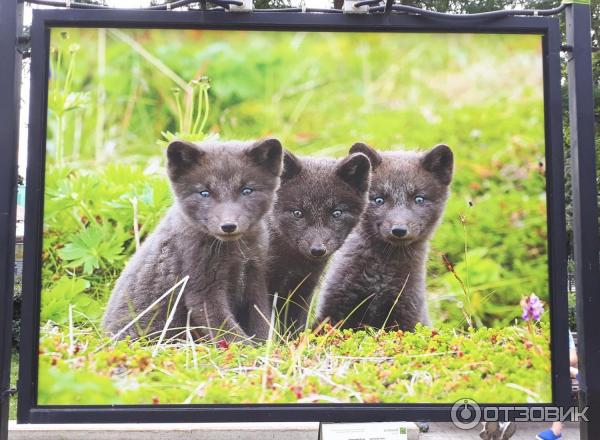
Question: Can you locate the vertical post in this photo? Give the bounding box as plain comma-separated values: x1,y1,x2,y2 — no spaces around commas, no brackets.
565,3,600,440
0,0,23,438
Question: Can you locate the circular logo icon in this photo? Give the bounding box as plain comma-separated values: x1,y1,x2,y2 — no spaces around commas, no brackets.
451,398,481,430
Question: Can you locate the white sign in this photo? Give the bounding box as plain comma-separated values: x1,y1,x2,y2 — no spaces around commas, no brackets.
321,422,409,440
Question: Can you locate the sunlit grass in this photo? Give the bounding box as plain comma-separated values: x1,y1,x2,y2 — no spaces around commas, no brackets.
38,321,552,405
9,352,18,420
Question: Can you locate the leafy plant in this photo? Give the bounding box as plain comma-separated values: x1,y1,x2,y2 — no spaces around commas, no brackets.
159,77,213,146
48,32,90,166
58,223,127,275
41,276,101,324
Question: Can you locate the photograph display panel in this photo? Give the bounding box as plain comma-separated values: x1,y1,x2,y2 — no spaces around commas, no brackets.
34,26,554,407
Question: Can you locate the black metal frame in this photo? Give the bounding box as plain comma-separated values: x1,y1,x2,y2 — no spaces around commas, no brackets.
565,4,600,440
0,1,23,440
13,9,572,425
0,2,594,437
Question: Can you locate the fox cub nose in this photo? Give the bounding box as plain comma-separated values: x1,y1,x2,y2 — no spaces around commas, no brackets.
391,226,408,238
220,223,238,233
310,245,327,257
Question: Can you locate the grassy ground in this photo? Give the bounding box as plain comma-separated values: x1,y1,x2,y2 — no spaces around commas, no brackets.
38,323,551,405
10,352,18,420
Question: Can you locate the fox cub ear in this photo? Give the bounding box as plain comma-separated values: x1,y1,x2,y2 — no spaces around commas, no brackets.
167,140,205,179
336,153,371,194
422,144,453,185
281,150,302,181
247,138,283,177
349,142,382,169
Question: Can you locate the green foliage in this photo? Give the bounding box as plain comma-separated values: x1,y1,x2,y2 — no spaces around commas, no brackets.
42,30,551,331
37,323,551,405
41,277,101,325
58,224,127,275
48,34,90,167
158,78,213,147
42,165,172,304
253,0,292,9
9,352,18,420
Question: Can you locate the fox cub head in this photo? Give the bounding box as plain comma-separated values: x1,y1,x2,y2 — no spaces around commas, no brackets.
167,138,283,241
272,151,371,260
350,142,453,246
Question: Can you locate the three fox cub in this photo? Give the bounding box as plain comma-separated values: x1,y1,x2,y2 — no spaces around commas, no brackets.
102,138,453,342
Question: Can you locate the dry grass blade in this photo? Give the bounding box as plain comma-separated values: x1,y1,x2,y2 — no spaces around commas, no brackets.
153,276,189,356
381,273,410,330
108,29,189,92
98,275,190,351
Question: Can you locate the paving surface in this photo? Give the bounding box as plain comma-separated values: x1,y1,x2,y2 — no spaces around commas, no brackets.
8,421,582,439
422,422,580,440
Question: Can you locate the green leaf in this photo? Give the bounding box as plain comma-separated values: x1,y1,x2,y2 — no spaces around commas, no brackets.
41,276,96,324
58,223,126,274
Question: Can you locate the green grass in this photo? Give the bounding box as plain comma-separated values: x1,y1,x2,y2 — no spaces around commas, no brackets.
38,323,551,405
10,352,18,420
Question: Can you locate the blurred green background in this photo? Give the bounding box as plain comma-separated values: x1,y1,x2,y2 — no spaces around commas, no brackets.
42,28,548,330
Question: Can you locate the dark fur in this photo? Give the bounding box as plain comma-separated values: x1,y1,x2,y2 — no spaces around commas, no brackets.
316,143,453,331
102,138,283,343
267,152,371,334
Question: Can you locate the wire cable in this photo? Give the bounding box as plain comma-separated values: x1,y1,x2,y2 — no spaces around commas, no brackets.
353,0,381,8
25,0,242,10
23,0,569,17
305,7,343,12
369,3,568,18
253,7,303,11
26,0,111,9
209,0,243,8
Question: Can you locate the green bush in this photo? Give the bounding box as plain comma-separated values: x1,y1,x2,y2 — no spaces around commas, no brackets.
42,165,172,305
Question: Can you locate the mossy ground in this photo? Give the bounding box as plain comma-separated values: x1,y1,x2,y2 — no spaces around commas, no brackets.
38,323,551,405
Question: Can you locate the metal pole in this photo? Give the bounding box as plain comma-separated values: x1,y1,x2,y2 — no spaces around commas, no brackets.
0,0,23,438
564,3,600,440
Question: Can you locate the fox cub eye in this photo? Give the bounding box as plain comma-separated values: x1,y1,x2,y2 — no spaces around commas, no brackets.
241,187,253,196
374,197,385,206
292,210,304,219
332,209,343,218
199,190,211,198
415,196,425,205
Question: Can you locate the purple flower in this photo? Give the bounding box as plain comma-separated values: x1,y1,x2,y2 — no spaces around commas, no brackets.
520,293,544,321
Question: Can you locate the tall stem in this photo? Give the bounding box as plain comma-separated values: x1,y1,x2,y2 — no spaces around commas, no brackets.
199,87,210,135
174,91,183,134
95,28,106,163
192,85,203,135
56,114,64,167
